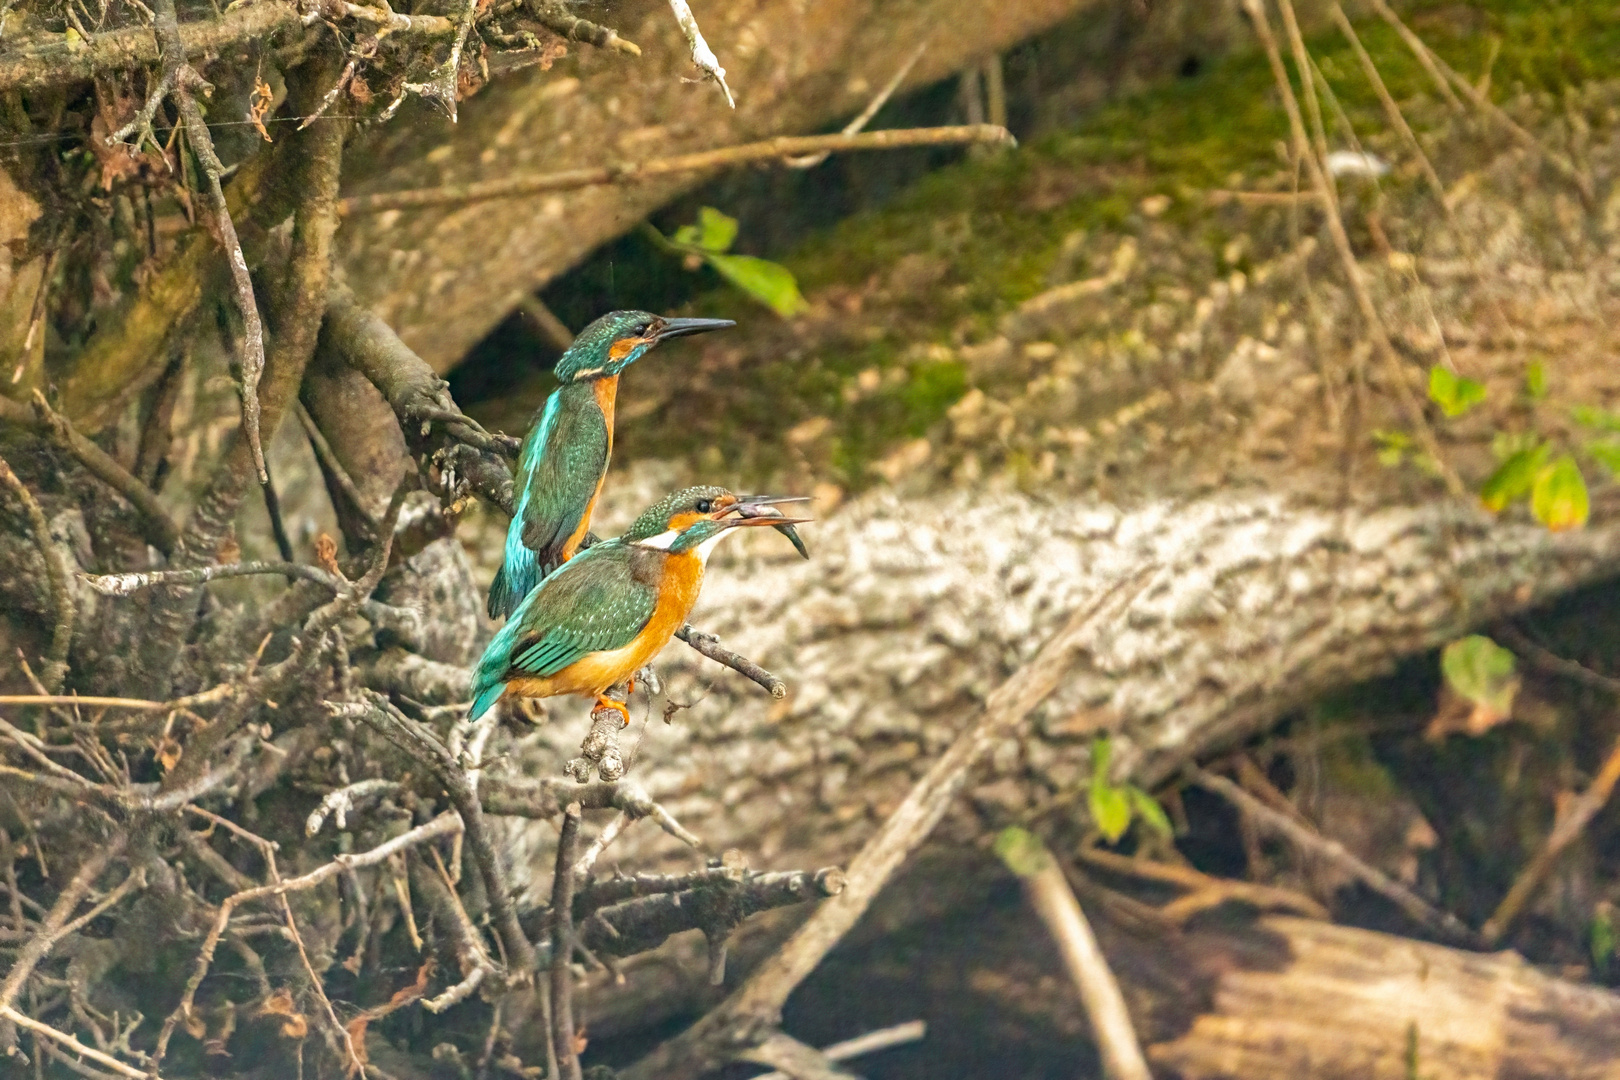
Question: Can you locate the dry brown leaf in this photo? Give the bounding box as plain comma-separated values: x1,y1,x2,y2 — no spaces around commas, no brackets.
155,735,183,773
315,533,342,578
248,77,274,143
183,1008,206,1041
258,987,308,1039
344,959,436,1076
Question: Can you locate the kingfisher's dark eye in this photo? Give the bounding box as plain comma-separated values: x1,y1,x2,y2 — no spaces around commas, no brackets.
696,499,712,513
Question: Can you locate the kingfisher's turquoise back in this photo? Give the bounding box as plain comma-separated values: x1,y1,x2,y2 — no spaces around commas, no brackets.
486,380,611,619
469,540,659,719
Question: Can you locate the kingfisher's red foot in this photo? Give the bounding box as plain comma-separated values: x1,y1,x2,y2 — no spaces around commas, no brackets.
626,675,636,695
593,696,630,727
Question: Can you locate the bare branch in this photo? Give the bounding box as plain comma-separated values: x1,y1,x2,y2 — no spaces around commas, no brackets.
1482,726,1620,944
337,126,1017,215
748,1022,927,1080
675,624,787,699
666,0,733,106
550,803,585,1080
0,453,73,692
530,1,639,56
0,1,296,90
306,779,404,836
0,393,179,555
785,40,927,168
348,692,537,976
737,1033,859,1080
997,832,1150,1080
1189,767,1478,945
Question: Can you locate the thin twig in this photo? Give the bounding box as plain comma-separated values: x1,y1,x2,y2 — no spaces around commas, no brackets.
1074,844,1327,921
676,624,786,699
573,811,633,879
1482,724,1620,944
551,802,584,1080
748,1021,927,1080
997,832,1150,1080
338,126,1016,214
1330,3,1445,205
295,400,379,538
306,778,403,836
0,392,178,555
131,0,269,482
0,840,121,1010
1189,767,1477,945
1497,624,1620,696
737,1033,859,1080
785,40,928,168
152,814,461,1066
621,573,1150,1080
1363,0,1590,203
0,1007,155,1080
666,0,732,106
0,453,73,692
1241,0,1465,499
350,692,538,974
401,0,477,120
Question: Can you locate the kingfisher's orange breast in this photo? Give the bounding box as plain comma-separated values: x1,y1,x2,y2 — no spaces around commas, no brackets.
505,549,704,702
559,375,620,563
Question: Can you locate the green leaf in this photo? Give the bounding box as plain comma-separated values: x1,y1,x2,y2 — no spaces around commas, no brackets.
1127,787,1174,838
1531,455,1589,532
703,252,809,317
993,827,1053,878
1524,360,1547,399
671,224,700,247
1573,405,1620,433
1089,735,1114,782
1587,438,1620,478
1479,442,1549,512
1441,635,1518,720
1491,429,1540,461
1089,783,1133,843
1592,908,1616,980
695,206,739,253
1373,429,1411,468
1428,365,1486,418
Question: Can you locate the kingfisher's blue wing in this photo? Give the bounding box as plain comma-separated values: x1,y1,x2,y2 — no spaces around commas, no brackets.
487,383,611,618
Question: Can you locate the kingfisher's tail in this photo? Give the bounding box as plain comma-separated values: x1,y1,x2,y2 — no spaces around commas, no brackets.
469,681,507,722
486,563,520,620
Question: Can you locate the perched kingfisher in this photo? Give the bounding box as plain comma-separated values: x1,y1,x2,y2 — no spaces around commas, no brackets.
487,311,736,619
469,486,810,723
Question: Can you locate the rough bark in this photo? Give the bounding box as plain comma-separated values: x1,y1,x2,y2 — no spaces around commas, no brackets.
336,0,1093,370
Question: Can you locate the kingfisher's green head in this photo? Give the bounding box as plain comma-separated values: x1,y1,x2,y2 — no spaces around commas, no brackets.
553,310,735,383
624,486,812,557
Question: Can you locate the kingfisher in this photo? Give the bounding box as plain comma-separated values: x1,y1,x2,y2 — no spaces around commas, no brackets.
487,310,736,619
469,486,810,723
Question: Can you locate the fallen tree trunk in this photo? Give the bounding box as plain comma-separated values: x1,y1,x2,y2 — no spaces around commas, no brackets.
496,477,1620,884
1148,915,1620,1079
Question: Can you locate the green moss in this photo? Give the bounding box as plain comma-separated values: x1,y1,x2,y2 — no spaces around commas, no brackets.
609,0,1620,486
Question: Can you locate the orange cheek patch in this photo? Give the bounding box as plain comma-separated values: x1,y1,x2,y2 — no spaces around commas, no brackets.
608,337,649,361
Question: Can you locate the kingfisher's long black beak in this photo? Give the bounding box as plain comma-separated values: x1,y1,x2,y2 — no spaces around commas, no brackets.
650,317,735,344
734,496,812,559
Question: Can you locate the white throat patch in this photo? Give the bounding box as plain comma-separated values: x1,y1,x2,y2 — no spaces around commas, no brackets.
635,529,678,551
